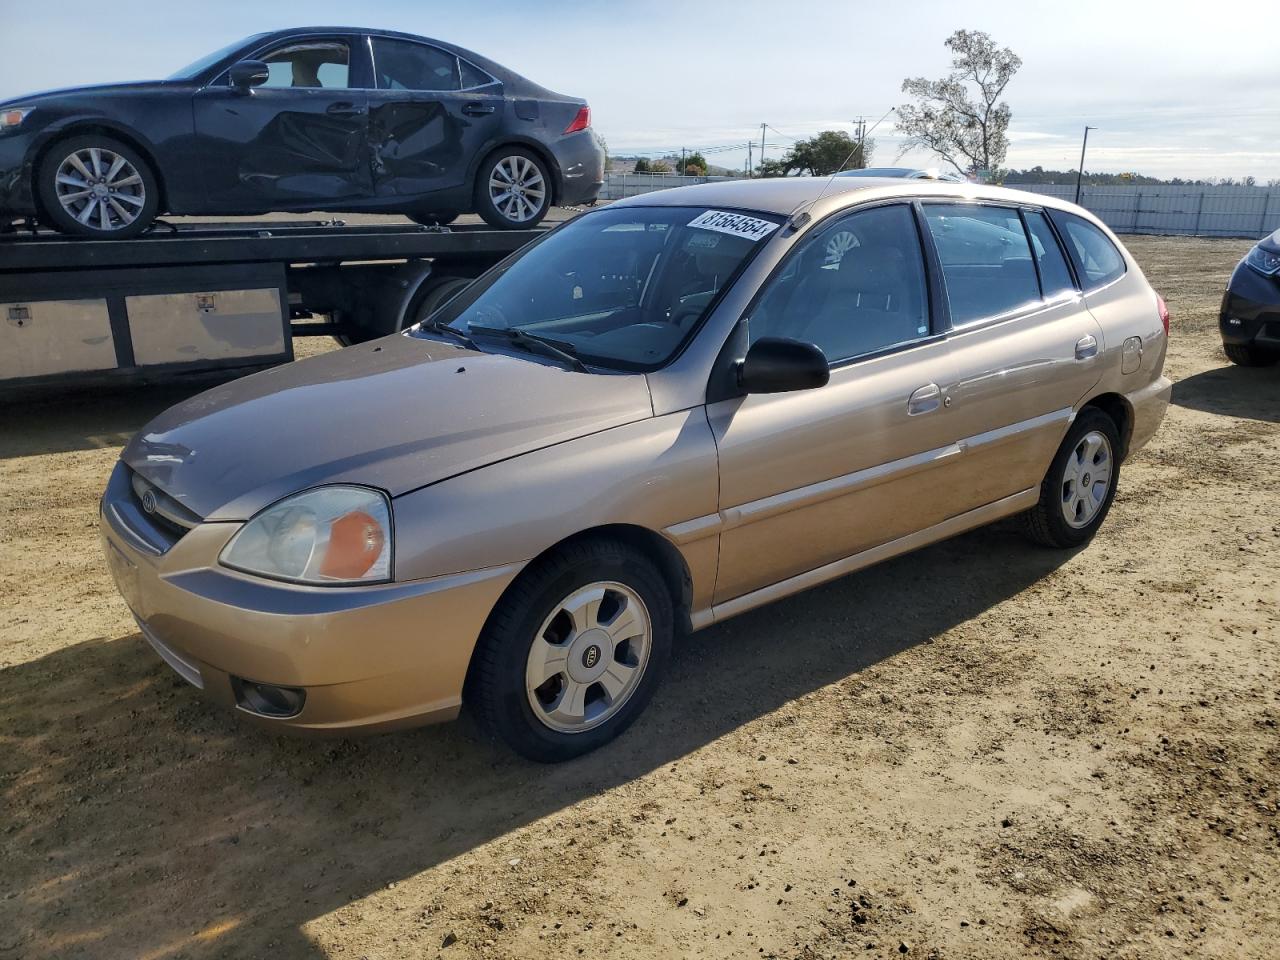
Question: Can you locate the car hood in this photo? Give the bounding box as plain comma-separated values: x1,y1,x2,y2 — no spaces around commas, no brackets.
122,335,654,521
1,80,187,107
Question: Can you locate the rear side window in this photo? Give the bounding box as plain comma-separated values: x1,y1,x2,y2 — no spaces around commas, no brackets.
460,59,495,89
372,37,460,91
1050,211,1126,290
1022,210,1076,300
922,204,1040,325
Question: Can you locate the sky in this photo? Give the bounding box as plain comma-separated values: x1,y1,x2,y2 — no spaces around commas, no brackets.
1,0,1276,181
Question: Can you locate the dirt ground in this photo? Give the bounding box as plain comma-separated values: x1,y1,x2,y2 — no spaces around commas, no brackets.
1,234,1277,960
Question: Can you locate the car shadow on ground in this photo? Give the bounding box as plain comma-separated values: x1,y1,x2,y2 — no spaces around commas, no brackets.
1170,362,1280,424
2,523,1075,959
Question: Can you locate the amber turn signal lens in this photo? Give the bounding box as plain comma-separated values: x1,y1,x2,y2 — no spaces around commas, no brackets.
319,510,386,579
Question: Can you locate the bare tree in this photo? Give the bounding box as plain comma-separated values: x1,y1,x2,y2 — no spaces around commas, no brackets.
896,30,1021,177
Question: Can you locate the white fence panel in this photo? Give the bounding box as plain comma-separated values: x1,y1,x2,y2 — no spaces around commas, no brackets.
599,175,1280,238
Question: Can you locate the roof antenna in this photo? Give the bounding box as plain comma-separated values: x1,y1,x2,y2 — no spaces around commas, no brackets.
789,107,895,231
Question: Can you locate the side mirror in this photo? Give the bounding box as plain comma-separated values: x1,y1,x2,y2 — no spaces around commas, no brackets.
738,337,829,394
228,60,270,92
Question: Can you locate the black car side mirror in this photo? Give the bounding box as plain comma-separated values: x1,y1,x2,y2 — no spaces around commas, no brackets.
738,337,830,394
228,60,270,92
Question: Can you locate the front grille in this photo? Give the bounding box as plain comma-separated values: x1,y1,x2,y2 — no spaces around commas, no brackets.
129,471,202,542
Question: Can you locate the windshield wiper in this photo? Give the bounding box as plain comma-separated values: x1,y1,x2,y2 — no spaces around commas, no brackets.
467,324,589,373
416,319,478,350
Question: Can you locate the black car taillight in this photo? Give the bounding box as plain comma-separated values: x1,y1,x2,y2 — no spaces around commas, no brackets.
564,106,590,134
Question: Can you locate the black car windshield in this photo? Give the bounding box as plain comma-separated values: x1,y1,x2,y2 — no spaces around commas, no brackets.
168,35,268,79
419,206,782,371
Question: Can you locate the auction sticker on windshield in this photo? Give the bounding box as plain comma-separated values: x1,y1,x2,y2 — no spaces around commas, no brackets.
688,210,779,242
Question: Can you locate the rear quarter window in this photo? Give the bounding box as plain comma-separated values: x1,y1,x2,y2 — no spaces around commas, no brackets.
1050,211,1126,290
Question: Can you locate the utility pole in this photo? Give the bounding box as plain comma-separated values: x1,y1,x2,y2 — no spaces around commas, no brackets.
760,123,767,172
680,147,686,175
1075,126,1096,205
854,116,866,169
747,140,753,177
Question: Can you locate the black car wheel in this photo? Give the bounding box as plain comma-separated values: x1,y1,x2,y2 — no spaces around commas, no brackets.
408,210,459,227
37,134,160,238
474,147,551,229
1022,407,1122,549
466,538,673,762
1223,342,1278,367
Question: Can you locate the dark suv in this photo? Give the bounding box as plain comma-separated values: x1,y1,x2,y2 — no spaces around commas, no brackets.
0,27,605,237
1220,229,1280,366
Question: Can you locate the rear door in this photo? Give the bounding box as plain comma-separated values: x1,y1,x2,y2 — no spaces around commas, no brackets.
365,36,504,200
193,33,372,211
919,202,1106,507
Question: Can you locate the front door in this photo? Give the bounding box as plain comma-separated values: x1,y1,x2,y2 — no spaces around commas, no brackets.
709,203,963,604
193,35,372,212
365,36,504,201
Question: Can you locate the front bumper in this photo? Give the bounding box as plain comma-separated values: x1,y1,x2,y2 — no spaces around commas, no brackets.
0,129,36,216
99,462,521,735
1220,261,1280,348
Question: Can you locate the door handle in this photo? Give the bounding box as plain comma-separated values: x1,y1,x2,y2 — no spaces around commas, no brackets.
907,382,943,416
461,101,496,116
326,102,366,117
1075,334,1098,360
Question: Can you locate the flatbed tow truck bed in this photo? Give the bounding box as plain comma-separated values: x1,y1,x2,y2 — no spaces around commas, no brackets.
0,219,545,390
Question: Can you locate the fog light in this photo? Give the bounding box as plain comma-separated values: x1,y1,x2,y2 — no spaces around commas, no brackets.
231,676,306,718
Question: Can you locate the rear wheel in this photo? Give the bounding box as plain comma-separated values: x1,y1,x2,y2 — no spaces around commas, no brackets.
466,539,673,762
474,147,551,229
1224,342,1278,367
1022,408,1122,548
37,134,159,238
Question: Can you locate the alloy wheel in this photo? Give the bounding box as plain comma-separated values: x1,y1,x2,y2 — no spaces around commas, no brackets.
54,147,146,232
524,581,652,734
1060,429,1113,529
489,155,547,223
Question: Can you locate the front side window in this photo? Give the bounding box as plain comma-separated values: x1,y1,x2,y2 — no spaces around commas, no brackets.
422,206,778,371
259,42,350,89
1050,210,1126,290
923,204,1041,325
372,37,460,91
750,204,930,363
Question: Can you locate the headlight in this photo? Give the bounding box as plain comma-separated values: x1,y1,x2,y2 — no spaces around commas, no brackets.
1246,244,1280,277
0,108,33,130
220,486,392,585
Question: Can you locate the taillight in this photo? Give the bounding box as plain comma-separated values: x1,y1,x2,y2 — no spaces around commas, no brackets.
1156,293,1170,336
564,105,590,134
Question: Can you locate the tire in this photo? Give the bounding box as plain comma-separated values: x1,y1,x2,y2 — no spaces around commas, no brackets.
466,538,674,762
1224,342,1278,367
37,134,160,238
474,147,552,229
408,210,458,227
1021,407,1122,549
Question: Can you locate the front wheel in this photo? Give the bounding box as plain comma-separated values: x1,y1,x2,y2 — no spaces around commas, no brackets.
37,134,160,238
1021,408,1122,548
474,148,551,229
466,539,673,762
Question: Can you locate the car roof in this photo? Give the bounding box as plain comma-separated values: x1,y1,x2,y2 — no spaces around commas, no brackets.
608,177,1075,218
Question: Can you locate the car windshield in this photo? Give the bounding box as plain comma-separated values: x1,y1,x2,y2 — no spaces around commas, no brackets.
419,206,781,371
167,35,267,79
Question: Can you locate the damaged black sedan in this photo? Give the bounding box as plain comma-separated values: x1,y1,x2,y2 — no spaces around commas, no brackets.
0,26,604,237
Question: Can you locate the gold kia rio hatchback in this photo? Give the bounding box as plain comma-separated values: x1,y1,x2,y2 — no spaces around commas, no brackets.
102,178,1171,761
